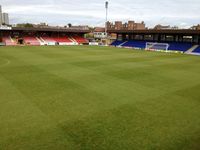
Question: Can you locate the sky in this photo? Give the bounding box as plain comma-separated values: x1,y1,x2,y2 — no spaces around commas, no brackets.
0,0,200,28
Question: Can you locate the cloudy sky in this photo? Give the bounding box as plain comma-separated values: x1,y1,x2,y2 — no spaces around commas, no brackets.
1,0,199,28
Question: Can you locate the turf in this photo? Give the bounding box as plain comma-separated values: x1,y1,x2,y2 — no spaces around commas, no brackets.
0,45,200,150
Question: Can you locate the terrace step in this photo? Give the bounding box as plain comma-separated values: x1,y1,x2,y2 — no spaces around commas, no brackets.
69,36,78,43
185,45,199,54
10,36,15,43
39,37,45,43
119,41,128,46
36,37,44,44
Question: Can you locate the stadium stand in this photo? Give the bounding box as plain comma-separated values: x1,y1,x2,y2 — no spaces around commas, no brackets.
40,36,56,45
111,40,194,52
110,40,125,46
185,45,199,54
193,46,200,53
41,36,56,42
23,36,41,46
71,35,88,44
122,40,146,49
2,36,16,46
53,36,72,43
168,42,193,52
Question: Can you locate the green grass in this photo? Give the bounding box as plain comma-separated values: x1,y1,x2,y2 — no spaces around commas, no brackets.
0,45,200,150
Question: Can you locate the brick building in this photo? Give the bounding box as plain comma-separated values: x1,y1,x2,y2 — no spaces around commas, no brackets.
107,21,146,30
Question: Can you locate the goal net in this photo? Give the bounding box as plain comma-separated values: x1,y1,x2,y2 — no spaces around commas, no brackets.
145,42,169,51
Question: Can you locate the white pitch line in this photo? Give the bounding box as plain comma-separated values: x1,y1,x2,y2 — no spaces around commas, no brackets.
0,58,10,67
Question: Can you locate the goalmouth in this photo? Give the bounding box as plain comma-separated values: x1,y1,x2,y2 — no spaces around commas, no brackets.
145,42,169,51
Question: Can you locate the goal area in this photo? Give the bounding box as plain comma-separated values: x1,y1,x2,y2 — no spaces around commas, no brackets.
145,42,169,51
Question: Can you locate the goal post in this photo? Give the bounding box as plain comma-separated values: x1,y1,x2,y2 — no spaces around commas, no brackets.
145,42,169,51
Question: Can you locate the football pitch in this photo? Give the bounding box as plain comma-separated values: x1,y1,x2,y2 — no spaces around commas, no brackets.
0,46,200,150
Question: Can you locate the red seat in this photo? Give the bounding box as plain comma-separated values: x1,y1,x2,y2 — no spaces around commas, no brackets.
41,37,56,43
53,37,72,43
72,35,88,44
24,37,40,45
2,37,17,46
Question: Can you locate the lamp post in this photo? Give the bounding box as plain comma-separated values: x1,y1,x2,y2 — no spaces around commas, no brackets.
105,1,108,41
105,1,108,35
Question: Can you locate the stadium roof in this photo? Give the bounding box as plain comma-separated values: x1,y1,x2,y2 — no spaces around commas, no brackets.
0,27,90,33
108,29,200,35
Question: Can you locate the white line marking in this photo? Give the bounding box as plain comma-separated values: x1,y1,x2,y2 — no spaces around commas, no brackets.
0,58,10,67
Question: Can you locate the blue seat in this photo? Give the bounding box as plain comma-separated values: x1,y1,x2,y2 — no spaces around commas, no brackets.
168,42,193,52
193,46,200,53
111,40,124,46
122,40,146,49
111,40,196,52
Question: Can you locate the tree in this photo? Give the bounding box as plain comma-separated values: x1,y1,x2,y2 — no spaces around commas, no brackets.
16,23,34,28
68,23,72,28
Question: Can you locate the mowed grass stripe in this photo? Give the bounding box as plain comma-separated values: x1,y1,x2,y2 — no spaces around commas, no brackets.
0,46,200,150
